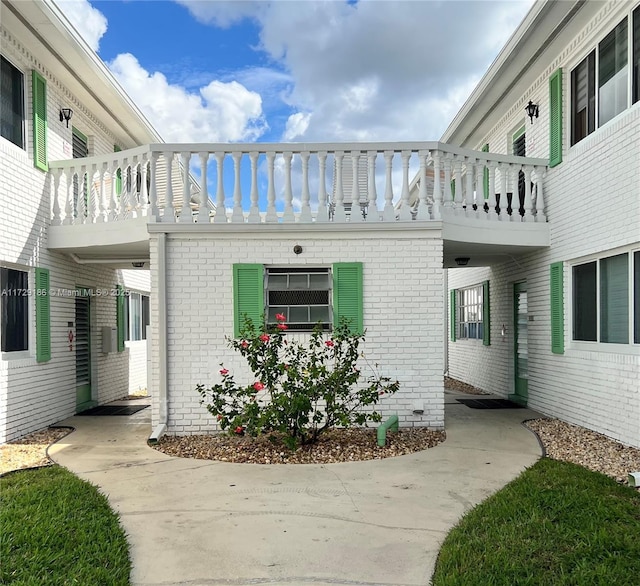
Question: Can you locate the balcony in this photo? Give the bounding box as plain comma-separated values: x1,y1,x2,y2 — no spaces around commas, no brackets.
47,142,550,267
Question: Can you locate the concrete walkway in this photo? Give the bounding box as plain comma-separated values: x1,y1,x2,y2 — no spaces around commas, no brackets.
49,392,542,586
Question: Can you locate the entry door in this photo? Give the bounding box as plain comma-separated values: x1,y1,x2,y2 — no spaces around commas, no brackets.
512,282,528,404
75,295,92,410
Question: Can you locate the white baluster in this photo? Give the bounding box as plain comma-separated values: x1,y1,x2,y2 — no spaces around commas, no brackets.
51,169,62,225
382,150,395,222
487,162,498,220
76,166,87,225
316,151,329,222
509,164,518,221
522,165,533,222
333,151,347,222
432,151,442,220
299,151,312,222
178,152,192,223
119,161,130,221
398,150,412,221
213,152,226,223
64,169,73,225
453,156,463,215
415,150,429,221
109,162,119,221
534,166,547,222
465,158,475,218
282,152,295,222
348,151,363,222
265,152,278,223
149,152,159,218
198,152,209,223
248,151,261,223
475,158,484,219
140,157,149,217
98,162,107,223
231,152,244,223
498,163,508,220
163,153,175,223
129,162,139,219
443,154,453,211
366,150,379,222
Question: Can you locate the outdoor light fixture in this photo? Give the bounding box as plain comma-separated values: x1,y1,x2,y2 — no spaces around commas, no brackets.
455,257,470,266
59,108,73,127
525,100,539,124
131,262,145,268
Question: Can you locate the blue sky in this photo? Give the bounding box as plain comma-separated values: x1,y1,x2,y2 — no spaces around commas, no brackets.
61,0,535,146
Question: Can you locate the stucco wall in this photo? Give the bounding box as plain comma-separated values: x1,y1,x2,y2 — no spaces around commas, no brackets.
149,226,444,435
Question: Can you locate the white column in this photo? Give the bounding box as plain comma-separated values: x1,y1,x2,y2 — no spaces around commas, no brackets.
316,151,329,222
213,152,227,223
248,151,261,223
333,151,347,222
398,150,412,221
367,150,379,222
299,151,312,222
198,152,209,223
382,150,395,222
265,152,278,223
231,152,244,223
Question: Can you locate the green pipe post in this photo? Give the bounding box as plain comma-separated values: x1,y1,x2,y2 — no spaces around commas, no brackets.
377,414,399,447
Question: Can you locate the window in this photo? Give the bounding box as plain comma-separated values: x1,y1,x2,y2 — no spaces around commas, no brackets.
266,268,331,331
451,282,490,345
570,8,640,144
1,56,24,149
233,263,363,337
1,268,28,352
572,251,639,345
124,292,150,341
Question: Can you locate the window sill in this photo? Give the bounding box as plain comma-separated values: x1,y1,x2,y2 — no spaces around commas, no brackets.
569,341,640,356
0,351,36,369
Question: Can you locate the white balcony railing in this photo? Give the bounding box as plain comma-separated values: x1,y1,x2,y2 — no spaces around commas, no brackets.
49,142,548,226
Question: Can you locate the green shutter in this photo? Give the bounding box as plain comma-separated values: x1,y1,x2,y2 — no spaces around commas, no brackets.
32,71,47,171
550,262,564,354
117,285,125,352
482,280,491,346
233,264,264,337
450,289,457,342
114,145,122,196
35,268,51,362
549,68,563,168
481,143,489,199
333,262,363,335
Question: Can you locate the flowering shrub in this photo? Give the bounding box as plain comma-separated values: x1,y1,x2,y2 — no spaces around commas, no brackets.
196,315,399,449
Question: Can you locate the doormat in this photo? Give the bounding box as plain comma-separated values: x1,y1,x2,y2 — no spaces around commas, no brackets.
457,398,524,409
79,405,149,416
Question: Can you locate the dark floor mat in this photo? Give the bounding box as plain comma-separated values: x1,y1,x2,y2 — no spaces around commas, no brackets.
457,398,524,409
79,405,149,416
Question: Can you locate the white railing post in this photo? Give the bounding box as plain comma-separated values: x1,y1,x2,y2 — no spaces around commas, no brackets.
487,162,498,220
498,163,508,220
464,158,475,217
231,152,244,223
64,170,73,225
213,152,226,223
76,166,87,225
282,152,295,222
119,161,130,221
443,154,453,211
522,165,533,222
299,151,312,222
453,156,463,215
316,151,329,222
97,162,107,223
139,157,149,217
51,169,62,226
350,151,364,222
432,151,442,220
366,150,379,222
163,153,175,223
265,152,278,223
333,151,347,222
534,166,547,222
398,150,412,221
149,152,159,218
198,152,209,223
248,151,260,223
415,150,429,221
475,158,484,219
179,152,192,223
382,150,395,221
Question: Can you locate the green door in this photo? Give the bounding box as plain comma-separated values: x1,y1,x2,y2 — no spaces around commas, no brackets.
75,294,92,411
510,282,528,406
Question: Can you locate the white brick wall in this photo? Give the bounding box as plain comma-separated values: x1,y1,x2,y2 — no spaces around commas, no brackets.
0,25,137,442
448,1,640,448
149,228,444,435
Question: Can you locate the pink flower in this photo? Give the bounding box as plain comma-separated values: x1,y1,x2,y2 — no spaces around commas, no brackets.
259,334,270,343
275,313,286,322
219,368,229,376
277,323,288,331
217,414,223,421
325,340,334,347
234,426,244,435
253,381,265,391
378,391,385,396
241,340,249,349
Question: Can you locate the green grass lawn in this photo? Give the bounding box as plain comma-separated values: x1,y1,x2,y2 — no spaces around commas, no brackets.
432,458,640,585
0,465,131,585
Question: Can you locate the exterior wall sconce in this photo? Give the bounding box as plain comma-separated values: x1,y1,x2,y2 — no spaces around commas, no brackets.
525,100,539,124
59,108,73,127
454,257,470,266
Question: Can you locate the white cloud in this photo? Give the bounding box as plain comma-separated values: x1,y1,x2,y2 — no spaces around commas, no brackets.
57,0,107,52
108,53,267,143
174,0,265,28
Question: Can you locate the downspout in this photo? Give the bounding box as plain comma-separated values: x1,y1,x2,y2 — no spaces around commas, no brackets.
443,267,449,376
148,232,168,442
